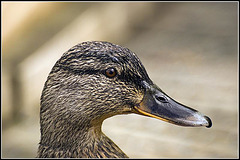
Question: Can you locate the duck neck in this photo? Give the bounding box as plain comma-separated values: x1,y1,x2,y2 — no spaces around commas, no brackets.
38,118,128,158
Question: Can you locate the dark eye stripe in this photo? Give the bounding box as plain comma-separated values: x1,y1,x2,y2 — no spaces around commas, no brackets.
56,63,101,75
56,62,149,90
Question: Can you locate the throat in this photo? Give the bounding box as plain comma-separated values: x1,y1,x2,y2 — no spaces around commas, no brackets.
38,122,128,158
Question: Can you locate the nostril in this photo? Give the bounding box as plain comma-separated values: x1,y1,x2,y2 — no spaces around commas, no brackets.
155,95,168,103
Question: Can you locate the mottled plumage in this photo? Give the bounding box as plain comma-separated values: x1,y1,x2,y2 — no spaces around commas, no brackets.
38,41,212,158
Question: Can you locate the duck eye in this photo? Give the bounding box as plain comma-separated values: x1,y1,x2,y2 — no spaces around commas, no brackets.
105,68,117,78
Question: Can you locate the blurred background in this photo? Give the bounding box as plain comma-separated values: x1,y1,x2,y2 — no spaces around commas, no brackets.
2,2,238,158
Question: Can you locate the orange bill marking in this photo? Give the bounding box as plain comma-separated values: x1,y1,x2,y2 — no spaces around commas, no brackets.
134,106,174,124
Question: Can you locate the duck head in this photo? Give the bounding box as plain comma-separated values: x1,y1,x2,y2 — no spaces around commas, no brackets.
41,41,211,129
39,41,212,157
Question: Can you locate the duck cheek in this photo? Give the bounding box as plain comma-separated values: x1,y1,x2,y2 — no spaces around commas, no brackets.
133,89,145,105
122,92,145,114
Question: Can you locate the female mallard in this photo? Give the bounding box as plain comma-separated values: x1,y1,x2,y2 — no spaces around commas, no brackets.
37,41,212,158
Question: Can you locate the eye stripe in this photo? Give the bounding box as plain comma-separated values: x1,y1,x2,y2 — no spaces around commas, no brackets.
57,63,101,75
56,62,147,90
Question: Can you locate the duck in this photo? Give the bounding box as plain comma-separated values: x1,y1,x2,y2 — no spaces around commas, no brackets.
37,41,212,158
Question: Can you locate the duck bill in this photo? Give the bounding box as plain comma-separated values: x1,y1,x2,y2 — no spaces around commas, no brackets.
134,81,212,128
